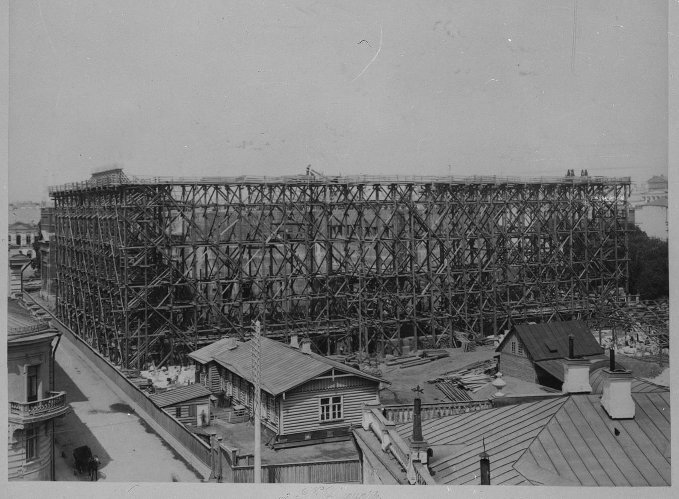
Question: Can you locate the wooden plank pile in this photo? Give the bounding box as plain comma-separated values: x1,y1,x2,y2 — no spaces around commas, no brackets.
384,349,450,369
428,358,498,401
435,382,472,401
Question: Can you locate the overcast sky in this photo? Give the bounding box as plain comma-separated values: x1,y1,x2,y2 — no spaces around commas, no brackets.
8,0,667,202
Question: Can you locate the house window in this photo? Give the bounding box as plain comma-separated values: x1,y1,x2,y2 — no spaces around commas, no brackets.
25,427,38,461
188,405,197,417
511,341,516,355
26,234,31,245
518,342,524,356
266,393,274,420
319,396,343,422
16,234,21,245
27,365,39,402
175,407,181,418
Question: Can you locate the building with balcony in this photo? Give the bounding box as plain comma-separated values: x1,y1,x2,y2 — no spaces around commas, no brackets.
7,299,69,481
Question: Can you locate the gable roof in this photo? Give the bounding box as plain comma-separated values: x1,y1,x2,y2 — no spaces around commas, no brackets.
498,321,603,361
9,221,37,231
396,397,568,485
149,384,212,408
515,392,670,486
392,391,670,486
189,336,386,396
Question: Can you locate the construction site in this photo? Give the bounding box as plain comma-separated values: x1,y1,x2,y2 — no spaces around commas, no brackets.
48,168,668,371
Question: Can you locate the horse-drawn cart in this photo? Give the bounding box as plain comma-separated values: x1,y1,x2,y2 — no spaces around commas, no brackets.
73,445,99,480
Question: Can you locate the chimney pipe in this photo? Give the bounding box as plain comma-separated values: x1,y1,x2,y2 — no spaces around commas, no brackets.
412,397,423,443
568,334,574,359
609,347,616,371
290,334,299,349
479,451,490,485
300,339,311,354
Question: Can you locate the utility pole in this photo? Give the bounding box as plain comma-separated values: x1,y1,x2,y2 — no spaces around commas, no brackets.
252,320,262,483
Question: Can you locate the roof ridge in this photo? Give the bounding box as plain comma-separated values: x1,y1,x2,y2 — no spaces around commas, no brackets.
510,396,569,480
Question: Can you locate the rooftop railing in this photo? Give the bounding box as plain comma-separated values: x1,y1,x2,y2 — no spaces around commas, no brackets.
381,399,493,424
48,173,632,194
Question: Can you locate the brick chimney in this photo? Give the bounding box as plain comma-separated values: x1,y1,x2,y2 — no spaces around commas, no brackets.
601,349,635,419
412,397,424,443
406,385,430,484
479,450,490,485
289,334,299,349
300,338,312,354
226,337,237,350
409,386,429,455
561,334,592,394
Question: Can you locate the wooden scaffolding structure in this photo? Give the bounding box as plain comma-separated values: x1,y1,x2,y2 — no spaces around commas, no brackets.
50,171,631,369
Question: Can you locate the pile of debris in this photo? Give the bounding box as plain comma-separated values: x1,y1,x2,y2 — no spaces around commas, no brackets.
428,358,497,402
137,365,196,392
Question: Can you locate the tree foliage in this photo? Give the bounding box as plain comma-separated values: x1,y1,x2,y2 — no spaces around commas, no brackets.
626,222,668,299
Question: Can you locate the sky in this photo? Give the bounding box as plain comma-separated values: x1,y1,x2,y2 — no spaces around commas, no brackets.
8,0,668,202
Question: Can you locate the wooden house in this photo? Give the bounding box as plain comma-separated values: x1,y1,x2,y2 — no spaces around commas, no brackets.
189,335,387,447
149,384,212,426
496,321,606,390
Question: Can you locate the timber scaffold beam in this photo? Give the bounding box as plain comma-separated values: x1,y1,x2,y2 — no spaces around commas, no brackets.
50,171,631,369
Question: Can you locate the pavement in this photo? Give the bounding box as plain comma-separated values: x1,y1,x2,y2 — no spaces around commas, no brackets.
53,333,203,483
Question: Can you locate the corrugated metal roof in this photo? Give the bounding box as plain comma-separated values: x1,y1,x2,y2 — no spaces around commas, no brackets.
189,336,385,396
499,321,603,361
589,368,669,394
396,397,568,485
149,384,212,408
516,392,670,486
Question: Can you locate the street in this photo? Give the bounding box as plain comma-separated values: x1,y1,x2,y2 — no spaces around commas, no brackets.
53,333,203,482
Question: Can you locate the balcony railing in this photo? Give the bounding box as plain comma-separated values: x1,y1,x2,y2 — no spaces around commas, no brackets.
9,391,68,423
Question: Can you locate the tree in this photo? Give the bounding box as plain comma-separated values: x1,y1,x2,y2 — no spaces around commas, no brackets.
626,222,668,299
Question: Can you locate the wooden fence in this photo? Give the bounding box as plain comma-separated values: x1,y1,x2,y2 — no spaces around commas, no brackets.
231,458,362,484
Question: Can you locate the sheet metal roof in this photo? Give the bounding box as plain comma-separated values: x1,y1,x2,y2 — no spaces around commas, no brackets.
589,368,669,395
515,392,671,486
189,336,385,396
499,321,603,361
149,384,212,408
535,355,608,382
394,392,670,486
396,397,568,485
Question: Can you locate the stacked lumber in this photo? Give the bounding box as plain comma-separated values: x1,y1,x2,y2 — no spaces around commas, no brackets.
454,373,492,391
385,355,419,366
435,381,473,402
383,349,451,369
398,357,434,369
